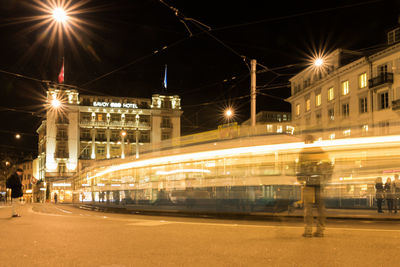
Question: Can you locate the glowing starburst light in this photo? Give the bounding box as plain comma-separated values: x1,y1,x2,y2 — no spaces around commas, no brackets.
52,7,68,23
225,108,233,118
314,58,324,67
51,98,61,108
14,0,101,63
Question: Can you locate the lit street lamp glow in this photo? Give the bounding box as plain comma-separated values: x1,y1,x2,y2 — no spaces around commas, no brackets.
15,134,21,139
225,108,233,118
52,8,68,23
51,99,61,108
121,131,127,137
314,58,324,67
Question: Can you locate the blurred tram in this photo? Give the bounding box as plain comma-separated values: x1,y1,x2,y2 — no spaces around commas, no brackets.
74,133,400,213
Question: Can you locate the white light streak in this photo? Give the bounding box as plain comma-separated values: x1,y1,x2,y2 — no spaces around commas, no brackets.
87,134,400,181
156,169,211,175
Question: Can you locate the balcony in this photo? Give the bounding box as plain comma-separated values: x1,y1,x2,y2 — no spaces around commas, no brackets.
55,152,69,158
79,120,150,129
56,135,68,141
160,123,172,129
368,72,393,89
392,99,400,111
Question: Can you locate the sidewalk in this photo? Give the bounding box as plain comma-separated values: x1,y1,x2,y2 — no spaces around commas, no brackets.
76,202,400,221
271,208,400,221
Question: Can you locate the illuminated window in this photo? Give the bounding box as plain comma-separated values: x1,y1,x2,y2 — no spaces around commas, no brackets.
362,125,368,134
341,81,349,95
343,129,351,136
342,103,349,117
267,124,273,132
296,104,300,116
329,133,335,140
359,73,367,88
97,114,103,121
277,126,283,133
306,99,311,111
359,97,368,113
286,126,294,134
328,87,334,101
315,93,321,107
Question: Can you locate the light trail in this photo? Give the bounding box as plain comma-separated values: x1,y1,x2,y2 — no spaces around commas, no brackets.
87,134,400,180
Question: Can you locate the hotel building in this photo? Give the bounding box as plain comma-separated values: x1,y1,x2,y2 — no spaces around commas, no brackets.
37,82,182,188
286,27,400,139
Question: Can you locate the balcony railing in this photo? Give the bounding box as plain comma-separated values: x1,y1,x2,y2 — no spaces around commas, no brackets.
368,72,393,89
160,123,172,129
55,152,69,158
80,120,150,128
392,99,400,110
56,135,68,141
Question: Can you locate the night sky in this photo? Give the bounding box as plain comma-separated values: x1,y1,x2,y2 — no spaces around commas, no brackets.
0,0,399,156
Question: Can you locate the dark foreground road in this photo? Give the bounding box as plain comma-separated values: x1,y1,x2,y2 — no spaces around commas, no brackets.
0,203,399,267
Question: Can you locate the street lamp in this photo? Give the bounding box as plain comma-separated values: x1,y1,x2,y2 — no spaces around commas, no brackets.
15,134,21,140
224,108,234,124
52,7,68,24
135,114,140,159
314,58,324,67
51,98,61,108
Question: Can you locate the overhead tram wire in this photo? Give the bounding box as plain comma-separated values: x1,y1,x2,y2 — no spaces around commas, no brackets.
0,129,36,137
210,0,383,33
182,94,250,108
81,35,193,88
0,68,111,96
79,0,383,89
159,0,251,71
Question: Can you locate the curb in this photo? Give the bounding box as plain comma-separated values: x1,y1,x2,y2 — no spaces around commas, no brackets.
73,204,400,222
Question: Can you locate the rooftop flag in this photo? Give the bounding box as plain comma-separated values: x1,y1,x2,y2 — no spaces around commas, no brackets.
163,64,167,89
58,58,64,83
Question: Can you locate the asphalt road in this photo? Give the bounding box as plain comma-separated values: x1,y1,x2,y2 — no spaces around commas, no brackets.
0,203,399,267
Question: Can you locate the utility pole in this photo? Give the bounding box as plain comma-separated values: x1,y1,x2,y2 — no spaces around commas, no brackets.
251,59,257,127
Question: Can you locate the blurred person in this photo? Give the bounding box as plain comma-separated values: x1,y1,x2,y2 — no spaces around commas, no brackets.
297,135,333,238
394,174,400,214
54,193,58,204
6,168,24,217
385,178,394,213
375,177,384,213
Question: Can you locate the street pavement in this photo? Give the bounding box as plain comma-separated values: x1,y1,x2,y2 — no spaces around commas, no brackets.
0,203,400,267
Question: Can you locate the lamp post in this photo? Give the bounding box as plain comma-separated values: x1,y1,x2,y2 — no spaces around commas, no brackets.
121,130,126,159
135,114,140,159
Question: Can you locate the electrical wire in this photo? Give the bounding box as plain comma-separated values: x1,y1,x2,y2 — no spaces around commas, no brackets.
211,0,383,33
182,94,250,108
257,91,287,101
0,68,110,96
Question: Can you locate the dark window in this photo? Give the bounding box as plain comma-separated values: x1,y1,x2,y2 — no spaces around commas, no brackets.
379,92,389,109
342,103,349,117
360,97,368,113
161,132,170,140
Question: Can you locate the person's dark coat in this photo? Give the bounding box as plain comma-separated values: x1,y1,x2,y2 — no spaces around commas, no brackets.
375,182,384,199
384,182,393,199
7,173,23,198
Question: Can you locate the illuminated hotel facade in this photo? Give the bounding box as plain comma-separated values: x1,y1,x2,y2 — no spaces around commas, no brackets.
286,28,400,138
36,82,182,186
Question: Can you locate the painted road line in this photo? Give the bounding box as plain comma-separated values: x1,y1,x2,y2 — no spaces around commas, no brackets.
55,207,73,214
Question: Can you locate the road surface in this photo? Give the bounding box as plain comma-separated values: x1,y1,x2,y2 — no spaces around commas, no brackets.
0,203,399,266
